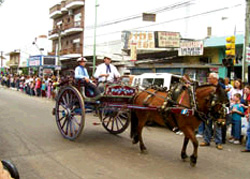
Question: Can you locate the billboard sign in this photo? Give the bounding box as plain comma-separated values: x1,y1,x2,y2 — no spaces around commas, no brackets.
122,31,155,49
155,31,180,48
28,56,41,67
246,47,250,62
178,40,204,56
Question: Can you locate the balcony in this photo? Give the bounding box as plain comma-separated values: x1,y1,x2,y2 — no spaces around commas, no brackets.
60,46,83,56
64,21,83,35
65,0,84,10
48,51,56,56
61,0,68,13
48,29,59,40
49,4,62,19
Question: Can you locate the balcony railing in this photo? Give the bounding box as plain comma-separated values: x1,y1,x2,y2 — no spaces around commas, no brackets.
60,46,83,55
49,4,61,14
63,20,83,30
65,0,84,9
61,1,68,13
50,4,63,19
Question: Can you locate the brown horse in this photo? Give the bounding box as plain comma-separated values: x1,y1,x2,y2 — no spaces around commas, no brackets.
130,84,229,166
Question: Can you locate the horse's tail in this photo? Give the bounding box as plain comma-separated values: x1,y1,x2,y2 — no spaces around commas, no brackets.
130,109,139,141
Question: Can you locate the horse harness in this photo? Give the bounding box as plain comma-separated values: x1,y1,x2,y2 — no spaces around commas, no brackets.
142,83,227,129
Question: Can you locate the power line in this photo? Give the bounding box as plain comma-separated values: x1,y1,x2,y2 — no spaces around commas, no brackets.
84,0,195,30
84,3,243,41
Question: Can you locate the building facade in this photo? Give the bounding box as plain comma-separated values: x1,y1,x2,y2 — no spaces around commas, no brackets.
49,0,85,70
7,50,21,74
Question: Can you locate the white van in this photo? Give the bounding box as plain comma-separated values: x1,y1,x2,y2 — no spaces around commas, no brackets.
131,73,183,90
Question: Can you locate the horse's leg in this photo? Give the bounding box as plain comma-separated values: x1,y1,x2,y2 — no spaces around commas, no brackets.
138,118,148,153
189,129,199,167
181,136,189,161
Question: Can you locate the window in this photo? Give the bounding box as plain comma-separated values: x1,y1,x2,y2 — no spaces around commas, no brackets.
142,78,164,88
142,78,153,88
44,58,56,65
170,76,180,85
154,78,164,87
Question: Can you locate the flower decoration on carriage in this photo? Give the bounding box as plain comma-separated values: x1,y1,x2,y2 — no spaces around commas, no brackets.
105,85,136,96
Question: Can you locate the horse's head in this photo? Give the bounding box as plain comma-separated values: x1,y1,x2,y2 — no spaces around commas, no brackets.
196,85,229,125
207,85,229,125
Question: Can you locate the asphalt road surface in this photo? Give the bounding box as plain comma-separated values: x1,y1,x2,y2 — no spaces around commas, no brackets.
0,87,249,179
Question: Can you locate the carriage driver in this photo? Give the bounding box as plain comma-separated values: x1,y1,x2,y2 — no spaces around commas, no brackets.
75,57,101,96
94,55,120,85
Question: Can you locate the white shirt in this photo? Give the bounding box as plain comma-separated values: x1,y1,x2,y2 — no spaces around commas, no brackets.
94,63,120,83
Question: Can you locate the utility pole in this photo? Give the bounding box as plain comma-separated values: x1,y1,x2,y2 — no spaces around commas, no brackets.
242,0,250,83
92,0,98,74
57,27,62,78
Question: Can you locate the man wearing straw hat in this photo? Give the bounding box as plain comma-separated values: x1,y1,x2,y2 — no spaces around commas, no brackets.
75,57,101,96
94,55,120,85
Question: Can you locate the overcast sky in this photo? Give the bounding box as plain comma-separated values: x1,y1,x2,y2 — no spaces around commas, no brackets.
0,0,246,58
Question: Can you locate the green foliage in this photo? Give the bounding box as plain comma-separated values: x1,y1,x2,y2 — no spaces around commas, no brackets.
22,67,29,75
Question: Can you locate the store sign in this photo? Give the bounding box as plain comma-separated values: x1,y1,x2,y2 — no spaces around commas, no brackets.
142,13,156,22
155,31,180,48
246,47,250,62
43,69,53,75
122,31,155,49
44,57,56,65
178,40,204,56
28,56,41,67
130,43,137,61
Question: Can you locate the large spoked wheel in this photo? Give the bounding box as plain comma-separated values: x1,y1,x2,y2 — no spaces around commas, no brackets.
100,107,130,134
55,86,85,140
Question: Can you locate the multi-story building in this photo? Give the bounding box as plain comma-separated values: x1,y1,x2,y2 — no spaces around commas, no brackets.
7,50,21,74
48,0,85,70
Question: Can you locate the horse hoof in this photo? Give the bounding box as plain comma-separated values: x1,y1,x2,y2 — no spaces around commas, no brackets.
190,161,196,167
140,149,148,154
132,136,139,144
181,153,189,161
190,155,197,167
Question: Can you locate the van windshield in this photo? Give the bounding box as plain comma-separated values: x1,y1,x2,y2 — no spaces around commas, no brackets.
142,78,164,88
170,76,180,85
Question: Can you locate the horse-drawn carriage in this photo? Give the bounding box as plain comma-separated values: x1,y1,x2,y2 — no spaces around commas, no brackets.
52,77,138,140
52,74,229,166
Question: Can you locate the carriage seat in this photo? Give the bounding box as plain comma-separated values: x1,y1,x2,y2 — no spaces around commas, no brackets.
75,79,98,98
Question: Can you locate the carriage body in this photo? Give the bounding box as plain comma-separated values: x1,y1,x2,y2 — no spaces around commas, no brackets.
53,79,138,140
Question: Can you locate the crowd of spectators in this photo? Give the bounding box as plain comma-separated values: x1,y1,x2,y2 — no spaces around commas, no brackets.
0,74,60,99
197,76,250,152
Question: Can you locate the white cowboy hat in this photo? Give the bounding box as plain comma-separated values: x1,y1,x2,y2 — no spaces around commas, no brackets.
103,54,112,60
77,57,87,62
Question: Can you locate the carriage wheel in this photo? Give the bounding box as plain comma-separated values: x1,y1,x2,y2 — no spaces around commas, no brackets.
55,86,85,140
100,107,130,134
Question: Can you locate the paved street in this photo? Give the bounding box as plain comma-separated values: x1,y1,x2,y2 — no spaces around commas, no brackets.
0,87,249,179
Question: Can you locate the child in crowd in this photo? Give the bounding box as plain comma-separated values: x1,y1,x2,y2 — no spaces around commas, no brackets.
47,80,53,99
229,93,245,144
41,81,46,97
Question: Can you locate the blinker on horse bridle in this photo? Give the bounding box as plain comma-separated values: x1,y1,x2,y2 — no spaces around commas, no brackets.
207,93,228,125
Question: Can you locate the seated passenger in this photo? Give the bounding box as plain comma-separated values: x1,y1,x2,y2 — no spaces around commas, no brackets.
75,57,101,96
94,55,120,84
